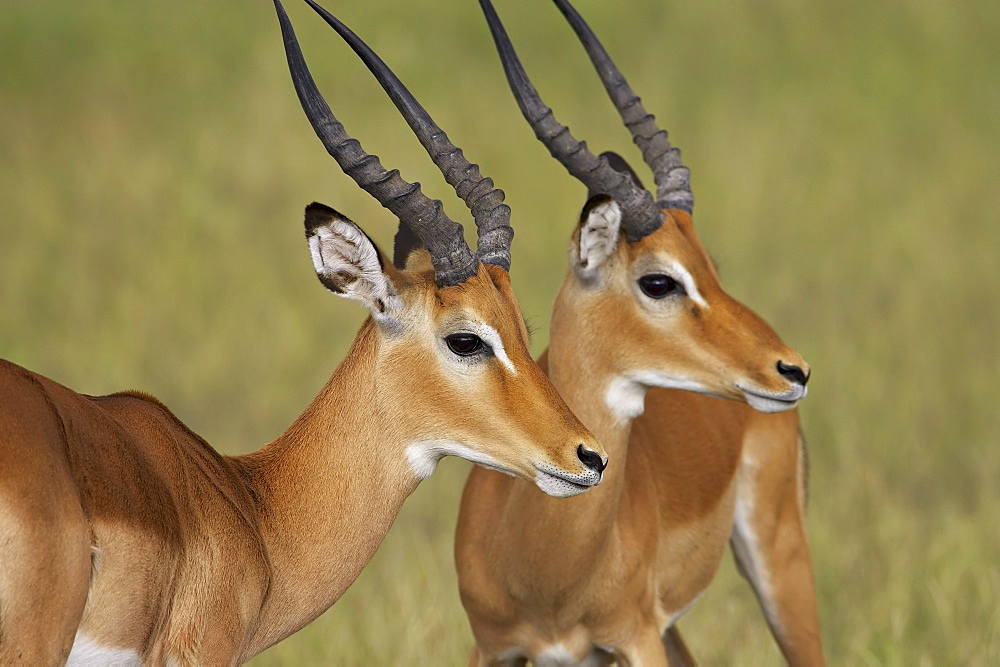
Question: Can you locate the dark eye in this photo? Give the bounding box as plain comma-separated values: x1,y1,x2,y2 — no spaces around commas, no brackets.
445,333,486,356
638,273,684,299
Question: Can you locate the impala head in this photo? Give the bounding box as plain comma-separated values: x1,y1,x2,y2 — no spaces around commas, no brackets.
480,0,809,416
275,0,606,496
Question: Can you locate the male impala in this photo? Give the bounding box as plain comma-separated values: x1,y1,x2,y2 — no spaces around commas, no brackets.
0,1,607,663
455,1,822,664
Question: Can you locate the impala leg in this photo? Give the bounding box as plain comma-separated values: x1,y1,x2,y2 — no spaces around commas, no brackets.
0,490,91,663
617,627,670,667
661,625,697,666
731,425,824,666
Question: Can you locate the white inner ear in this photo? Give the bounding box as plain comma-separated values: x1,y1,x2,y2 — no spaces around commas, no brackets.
578,199,622,279
309,219,401,318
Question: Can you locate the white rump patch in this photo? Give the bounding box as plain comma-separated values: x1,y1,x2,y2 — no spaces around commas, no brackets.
668,260,708,308
578,199,622,279
68,634,141,666
468,322,516,373
308,219,401,319
605,371,711,422
405,440,513,481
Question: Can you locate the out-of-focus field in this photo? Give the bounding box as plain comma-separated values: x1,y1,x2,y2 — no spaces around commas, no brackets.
2,0,997,663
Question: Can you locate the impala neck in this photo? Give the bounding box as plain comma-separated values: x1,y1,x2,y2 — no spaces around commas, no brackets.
235,319,421,656
500,303,637,582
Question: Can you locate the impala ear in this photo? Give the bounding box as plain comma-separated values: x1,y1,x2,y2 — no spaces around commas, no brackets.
304,203,402,321
574,194,622,280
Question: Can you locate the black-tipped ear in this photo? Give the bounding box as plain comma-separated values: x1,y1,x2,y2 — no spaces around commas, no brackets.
579,193,615,229
304,201,343,233
586,151,646,200
303,203,400,320
305,202,384,272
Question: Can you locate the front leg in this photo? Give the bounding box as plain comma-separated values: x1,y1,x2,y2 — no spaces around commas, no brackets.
731,421,824,666
661,625,696,666
615,627,670,667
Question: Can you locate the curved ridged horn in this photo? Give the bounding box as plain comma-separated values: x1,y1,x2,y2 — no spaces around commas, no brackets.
477,0,663,242
303,0,514,272
274,0,476,286
553,0,692,216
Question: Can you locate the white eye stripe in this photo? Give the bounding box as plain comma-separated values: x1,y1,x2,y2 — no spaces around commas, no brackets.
668,260,708,308
468,322,516,374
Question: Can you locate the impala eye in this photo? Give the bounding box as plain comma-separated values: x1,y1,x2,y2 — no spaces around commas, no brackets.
445,333,487,356
638,273,684,299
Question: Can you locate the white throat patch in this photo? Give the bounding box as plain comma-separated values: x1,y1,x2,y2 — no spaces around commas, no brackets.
606,371,712,422
405,440,513,481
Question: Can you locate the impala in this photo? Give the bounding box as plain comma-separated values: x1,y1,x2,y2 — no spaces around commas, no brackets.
0,1,608,663
454,1,822,664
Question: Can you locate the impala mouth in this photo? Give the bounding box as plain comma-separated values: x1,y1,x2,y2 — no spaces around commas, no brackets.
737,384,808,414
533,464,602,498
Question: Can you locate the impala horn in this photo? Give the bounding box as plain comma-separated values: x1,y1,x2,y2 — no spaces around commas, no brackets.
276,0,513,285
300,0,514,273
478,0,693,242
274,0,511,287
552,0,692,216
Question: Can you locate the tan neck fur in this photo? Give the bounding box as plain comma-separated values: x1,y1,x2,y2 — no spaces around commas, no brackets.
491,291,636,598
234,320,421,655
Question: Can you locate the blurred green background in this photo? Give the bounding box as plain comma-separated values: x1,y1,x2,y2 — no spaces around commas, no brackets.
1,0,997,663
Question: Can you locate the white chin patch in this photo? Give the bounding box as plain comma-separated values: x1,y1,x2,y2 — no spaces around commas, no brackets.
744,394,800,413
534,470,592,498
739,385,807,414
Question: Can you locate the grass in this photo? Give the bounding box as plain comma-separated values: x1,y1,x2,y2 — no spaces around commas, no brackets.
1,0,997,663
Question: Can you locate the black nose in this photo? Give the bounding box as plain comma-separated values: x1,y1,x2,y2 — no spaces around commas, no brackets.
577,445,607,474
777,361,810,386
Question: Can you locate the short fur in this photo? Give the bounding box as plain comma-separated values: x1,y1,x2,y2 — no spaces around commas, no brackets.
0,249,604,663
457,191,822,665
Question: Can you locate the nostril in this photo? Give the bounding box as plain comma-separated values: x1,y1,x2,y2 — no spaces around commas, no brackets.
777,361,809,386
577,444,607,473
